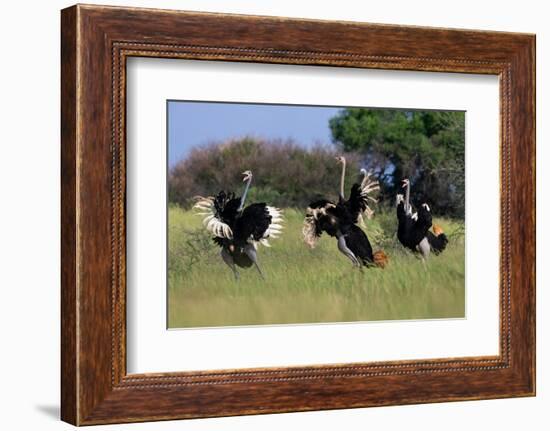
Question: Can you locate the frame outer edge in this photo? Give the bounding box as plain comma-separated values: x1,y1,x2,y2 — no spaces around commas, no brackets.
531,34,536,396
61,5,80,426
524,34,536,395
526,35,536,395
61,4,536,424
507,35,536,395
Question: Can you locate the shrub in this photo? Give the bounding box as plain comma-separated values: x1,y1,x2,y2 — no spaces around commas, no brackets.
168,137,362,209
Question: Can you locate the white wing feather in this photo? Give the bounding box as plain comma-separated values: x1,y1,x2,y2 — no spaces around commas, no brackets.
193,197,233,239
359,170,380,220
302,202,336,248
254,206,284,247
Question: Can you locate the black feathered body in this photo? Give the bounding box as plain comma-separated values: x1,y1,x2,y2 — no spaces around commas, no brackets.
426,230,448,254
198,191,282,269
344,224,375,265
396,200,431,251
342,183,370,222
396,198,447,255
234,204,272,245
304,181,376,266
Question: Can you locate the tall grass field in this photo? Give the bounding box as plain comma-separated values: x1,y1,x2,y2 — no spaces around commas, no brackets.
168,206,465,328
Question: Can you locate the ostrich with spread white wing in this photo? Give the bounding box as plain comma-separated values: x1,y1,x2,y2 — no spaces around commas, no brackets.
193,170,283,280
303,157,388,269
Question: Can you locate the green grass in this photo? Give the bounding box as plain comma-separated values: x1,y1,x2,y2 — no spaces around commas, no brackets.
168,206,465,328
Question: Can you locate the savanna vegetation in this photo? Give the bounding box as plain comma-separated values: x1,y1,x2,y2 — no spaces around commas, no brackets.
168,206,465,328
167,108,466,328
169,109,465,217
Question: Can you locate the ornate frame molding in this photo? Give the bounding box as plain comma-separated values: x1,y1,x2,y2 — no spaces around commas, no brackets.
61,5,535,425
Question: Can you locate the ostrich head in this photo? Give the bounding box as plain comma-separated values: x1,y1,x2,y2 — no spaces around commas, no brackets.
242,170,253,182
401,178,410,189
335,156,346,165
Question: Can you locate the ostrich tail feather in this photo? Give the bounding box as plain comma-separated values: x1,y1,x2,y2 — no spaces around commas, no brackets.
302,217,319,249
373,250,389,269
432,224,444,236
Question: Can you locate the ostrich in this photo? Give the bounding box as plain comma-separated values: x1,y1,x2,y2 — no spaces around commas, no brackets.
303,156,388,268
396,178,448,259
193,170,283,280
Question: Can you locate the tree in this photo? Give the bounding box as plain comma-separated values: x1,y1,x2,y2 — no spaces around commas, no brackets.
329,108,465,218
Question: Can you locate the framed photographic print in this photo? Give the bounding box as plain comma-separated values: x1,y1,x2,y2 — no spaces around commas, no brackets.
164,101,464,329
61,4,535,425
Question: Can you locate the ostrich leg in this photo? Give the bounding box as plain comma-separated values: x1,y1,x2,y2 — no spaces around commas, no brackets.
337,234,360,267
416,237,431,270
221,247,239,281
244,244,265,280
416,237,431,259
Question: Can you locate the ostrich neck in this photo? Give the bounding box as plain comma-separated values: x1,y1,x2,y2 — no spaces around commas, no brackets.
238,177,252,211
339,160,346,200
405,182,411,213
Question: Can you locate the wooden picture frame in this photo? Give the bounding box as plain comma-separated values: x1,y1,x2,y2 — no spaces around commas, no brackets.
61,4,535,425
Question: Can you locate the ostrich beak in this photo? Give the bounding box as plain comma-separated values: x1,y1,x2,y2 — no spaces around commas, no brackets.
242,171,252,182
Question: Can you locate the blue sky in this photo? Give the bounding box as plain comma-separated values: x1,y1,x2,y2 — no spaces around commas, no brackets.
168,101,341,166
